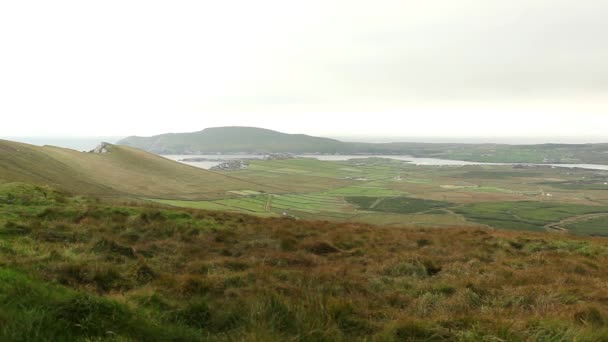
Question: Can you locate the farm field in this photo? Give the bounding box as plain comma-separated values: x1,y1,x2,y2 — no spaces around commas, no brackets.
151,157,608,236
564,215,608,236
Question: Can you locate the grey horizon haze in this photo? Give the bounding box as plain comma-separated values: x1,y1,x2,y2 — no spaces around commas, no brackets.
0,0,607,141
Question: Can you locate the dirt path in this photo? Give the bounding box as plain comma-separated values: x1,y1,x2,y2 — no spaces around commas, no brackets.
264,194,273,212
369,197,385,209
545,213,608,232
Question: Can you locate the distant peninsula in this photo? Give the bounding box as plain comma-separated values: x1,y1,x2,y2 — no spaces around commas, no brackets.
117,126,608,165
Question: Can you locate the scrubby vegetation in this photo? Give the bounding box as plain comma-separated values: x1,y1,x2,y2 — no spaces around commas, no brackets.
2,188,608,341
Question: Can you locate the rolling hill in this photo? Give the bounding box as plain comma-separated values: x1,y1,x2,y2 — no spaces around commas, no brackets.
117,126,348,154
117,127,608,164
0,139,276,199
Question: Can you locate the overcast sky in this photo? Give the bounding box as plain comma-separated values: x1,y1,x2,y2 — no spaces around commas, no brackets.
1,0,607,141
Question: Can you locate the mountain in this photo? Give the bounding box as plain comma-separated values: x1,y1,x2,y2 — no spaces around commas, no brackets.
118,127,608,165
117,126,349,154
0,139,276,199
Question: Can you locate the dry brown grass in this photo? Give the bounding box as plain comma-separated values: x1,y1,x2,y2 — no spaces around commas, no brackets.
3,195,608,340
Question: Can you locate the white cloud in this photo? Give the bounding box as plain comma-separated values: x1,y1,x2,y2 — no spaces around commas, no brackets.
0,0,606,139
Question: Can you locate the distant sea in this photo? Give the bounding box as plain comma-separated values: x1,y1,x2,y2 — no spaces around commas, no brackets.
331,136,608,144
4,135,606,151
3,136,607,171
163,154,608,171
1,137,124,151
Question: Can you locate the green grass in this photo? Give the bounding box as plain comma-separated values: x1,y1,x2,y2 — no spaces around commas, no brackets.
150,198,239,211
0,182,66,205
345,196,379,210
0,268,200,341
151,196,277,216
464,186,513,193
326,186,397,196
461,171,540,179
455,202,608,232
271,194,350,214
347,196,451,214
540,179,608,190
565,216,608,236
403,178,433,184
215,197,268,213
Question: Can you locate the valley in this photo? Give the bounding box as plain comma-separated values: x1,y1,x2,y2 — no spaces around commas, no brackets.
152,157,608,236
119,127,608,165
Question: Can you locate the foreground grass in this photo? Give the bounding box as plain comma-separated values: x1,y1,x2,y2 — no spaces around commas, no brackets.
2,186,608,340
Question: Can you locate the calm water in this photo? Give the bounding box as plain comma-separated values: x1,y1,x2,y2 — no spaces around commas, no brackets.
163,154,608,171
163,154,266,169
8,137,607,172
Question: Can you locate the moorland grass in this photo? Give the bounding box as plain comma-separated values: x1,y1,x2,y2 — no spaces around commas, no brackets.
3,187,608,340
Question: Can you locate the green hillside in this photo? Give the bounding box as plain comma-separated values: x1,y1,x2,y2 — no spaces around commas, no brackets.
0,140,274,199
117,127,608,164
118,126,348,154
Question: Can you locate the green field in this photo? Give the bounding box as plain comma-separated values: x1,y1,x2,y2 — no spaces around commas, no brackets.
3,139,608,236
565,215,608,236
141,156,608,236
347,196,450,214
455,202,608,232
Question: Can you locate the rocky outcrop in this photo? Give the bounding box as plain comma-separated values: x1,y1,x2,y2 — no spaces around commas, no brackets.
263,153,294,161
179,157,225,162
90,142,111,154
210,160,249,171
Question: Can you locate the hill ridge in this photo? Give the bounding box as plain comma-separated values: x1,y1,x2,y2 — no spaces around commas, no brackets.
116,126,608,164
0,139,277,199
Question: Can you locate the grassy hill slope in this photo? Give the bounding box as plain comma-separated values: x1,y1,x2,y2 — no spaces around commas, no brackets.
0,140,273,199
118,126,348,154
1,190,608,340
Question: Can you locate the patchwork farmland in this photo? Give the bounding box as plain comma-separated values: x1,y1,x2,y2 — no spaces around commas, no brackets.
150,157,608,236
